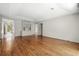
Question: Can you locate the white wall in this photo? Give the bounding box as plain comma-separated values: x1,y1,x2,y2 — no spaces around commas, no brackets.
14,19,22,36
43,13,79,43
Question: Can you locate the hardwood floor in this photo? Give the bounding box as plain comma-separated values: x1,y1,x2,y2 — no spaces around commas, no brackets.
0,36,79,56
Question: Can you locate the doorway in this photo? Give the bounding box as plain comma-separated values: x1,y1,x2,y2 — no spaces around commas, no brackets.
2,19,14,40
35,23,43,38
2,19,14,55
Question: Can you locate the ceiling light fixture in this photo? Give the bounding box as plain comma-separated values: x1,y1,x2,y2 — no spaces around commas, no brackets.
51,8,54,10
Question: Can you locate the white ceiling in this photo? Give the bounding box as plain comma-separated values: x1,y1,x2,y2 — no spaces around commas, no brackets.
0,3,78,22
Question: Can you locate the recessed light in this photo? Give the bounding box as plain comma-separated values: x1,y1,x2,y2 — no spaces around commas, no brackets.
51,8,54,10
